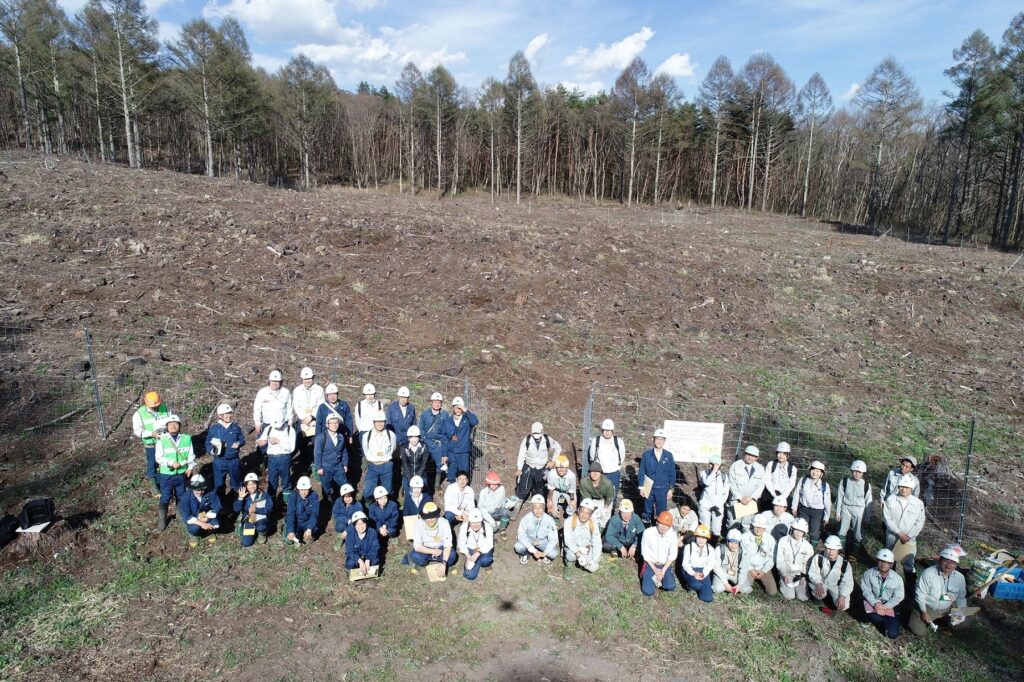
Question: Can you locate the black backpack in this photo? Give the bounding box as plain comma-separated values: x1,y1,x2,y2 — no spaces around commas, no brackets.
591,436,623,465
523,434,552,452
19,498,55,529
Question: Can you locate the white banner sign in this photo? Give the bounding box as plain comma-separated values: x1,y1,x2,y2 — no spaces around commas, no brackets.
662,420,724,464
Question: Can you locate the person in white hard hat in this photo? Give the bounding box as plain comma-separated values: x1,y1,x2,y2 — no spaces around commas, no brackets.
256,408,297,501
791,460,831,546
515,421,562,505
402,475,432,520
443,470,476,526
285,476,319,546
458,508,495,580
910,544,970,636
345,511,381,576
882,474,925,576
740,515,777,595
361,411,396,502
604,498,645,558
180,474,221,547
727,445,766,529
206,403,245,494
292,366,324,447
313,413,349,502
777,517,815,601
639,428,677,524
881,456,921,501
563,499,603,580
234,472,272,546
808,535,854,615
698,454,730,538
861,548,905,639
640,512,679,596
253,369,292,448
712,529,746,595
762,441,798,509
354,383,383,437
418,391,453,495
514,494,559,564
756,495,795,543
155,414,195,531
386,386,418,448
546,455,577,520
315,383,353,440
400,426,431,502
587,418,626,500
331,484,363,551
368,485,400,540
835,460,873,558
446,397,479,484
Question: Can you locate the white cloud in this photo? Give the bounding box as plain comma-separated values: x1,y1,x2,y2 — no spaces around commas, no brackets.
524,33,550,62
146,0,178,13
559,80,605,96
841,82,861,101
252,52,286,73
564,26,654,75
158,20,181,45
56,0,88,14
655,53,696,78
204,0,343,43
347,0,386,10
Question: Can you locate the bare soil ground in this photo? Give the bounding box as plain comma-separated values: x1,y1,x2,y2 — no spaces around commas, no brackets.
1,151,1023,681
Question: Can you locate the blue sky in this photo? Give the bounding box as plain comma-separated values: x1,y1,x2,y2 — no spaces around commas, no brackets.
57,0,1020,105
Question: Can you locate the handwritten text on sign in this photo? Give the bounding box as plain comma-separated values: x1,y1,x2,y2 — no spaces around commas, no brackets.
662,420,724,464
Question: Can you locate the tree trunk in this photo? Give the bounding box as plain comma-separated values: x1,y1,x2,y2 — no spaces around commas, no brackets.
516,89,523,205
627,111,637,207
746,101,760,211
13,42,32,150
801,116,815,218
710,120,721,206
116,30,136,168
201,64,214,177
436,93,442,198
92,56,105,161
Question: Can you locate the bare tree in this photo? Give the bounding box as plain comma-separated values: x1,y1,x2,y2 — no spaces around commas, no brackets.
797,73,833,217
505,51,536,205
612,57,651,206
698,55,733,206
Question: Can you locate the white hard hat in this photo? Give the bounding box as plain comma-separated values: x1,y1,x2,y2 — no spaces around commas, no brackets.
601,419,615,431
744,445,760,457
776,441,791,453
791,517,809,533
468,509,484,523
580,498,597,511
268,370,282,381
709,454,722,465
850,460,867,473
407,426,421,437
300,367,314,379
325,383,339,394
397,386,410,398
165,414,182,425
363,383,376,395
726,529,742,542
326,413,341,423
900,455,918,467
372,411,387,422
244,472,259,483
351,511,368,523
898,474,916,489
653,428,667,439
431,392,443,401
824,535,843,550
339,484,355,496
373,486,388,499
772,496,788,507
531,421,544,434
618,499,634,512
810,460,825,471
452,396,465,408
876,548,896,563
217,403,233,416
296,476,312,490
939,544,966,563
530,494,545,505
409,476,424,488
190,474,206,487
752,514,769,529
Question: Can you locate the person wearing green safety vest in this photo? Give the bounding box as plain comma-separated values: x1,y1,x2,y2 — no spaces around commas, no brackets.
155,414,195,531
132,390,170,495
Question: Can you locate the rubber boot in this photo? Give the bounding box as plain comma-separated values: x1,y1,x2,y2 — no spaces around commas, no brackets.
157,504,168,532
257,533,267,544
563,562,576,582
332,535,344,552
499,517,510,532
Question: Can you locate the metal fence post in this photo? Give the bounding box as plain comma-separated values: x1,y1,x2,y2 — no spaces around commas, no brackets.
581,386,595,476
464,376,471,406
957,417,976,543
332,357,339,383
82,322,107,439
734,405,750,460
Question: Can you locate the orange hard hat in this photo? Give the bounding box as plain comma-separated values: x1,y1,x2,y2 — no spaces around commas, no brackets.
144,391,161,408
656,511,674,527
484,471,501,485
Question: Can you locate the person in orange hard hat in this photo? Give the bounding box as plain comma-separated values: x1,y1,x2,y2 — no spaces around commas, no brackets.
133,391,170,495
640,511,679,596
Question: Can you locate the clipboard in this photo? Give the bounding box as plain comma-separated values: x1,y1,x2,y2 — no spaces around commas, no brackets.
348,565,379,582
425,563,448,582
403,516,419,541
732,500,758,519
641,476,655,497
892,539,916,563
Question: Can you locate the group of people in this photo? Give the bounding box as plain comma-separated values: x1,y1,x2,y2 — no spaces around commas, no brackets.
130,368,972,635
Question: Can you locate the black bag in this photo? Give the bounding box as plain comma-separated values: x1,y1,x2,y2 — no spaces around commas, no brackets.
19,498,55,529
0,514,18,547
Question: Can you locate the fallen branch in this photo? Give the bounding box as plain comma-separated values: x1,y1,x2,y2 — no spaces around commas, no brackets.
23,406,88,432
194,302,223,316
1006,251,1023,273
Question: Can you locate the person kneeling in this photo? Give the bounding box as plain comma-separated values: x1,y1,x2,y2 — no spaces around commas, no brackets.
640,511,678,597
285,476,319,546
861,548,905,639
234,473,271,547
712,529,746,595
603,498,644,560
331,484,363,552
514,495,559,565
345,512,381,578
563,499,603,580
682,524,719,603
909,544,972,637
407,502,457,575
777,517,814,601
181,474,220,547
808,535,854,615
458,509,495,580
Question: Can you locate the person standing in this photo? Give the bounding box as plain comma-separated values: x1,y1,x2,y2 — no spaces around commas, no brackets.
880,456,921,501
882,475,925,577
206,403,245,495
257,411,297,501
362,411,396,502
447,397,478,483
698,454,730,539
386,386,417,448
835,460,873,558
400,426,431,502
315,383,353,439
638,428,677,525
587,419,626,500
292,366,324,450
252,370,292,454
762,442,797,509
154,414,194,531
313,413,349,501
515,422,561,505
132,390,169,495
791,461,831,546
418,392,453,495
727,445,766,529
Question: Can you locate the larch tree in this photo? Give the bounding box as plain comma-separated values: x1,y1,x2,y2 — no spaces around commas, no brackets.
697,55,733,206
479,76,504,203
395,61,423,194
277,53,334,190
504,51,536,204
649,72,679,205
0,0,34,148
796,73,833,217
612,56,651,206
